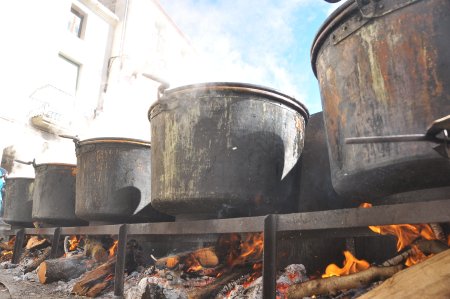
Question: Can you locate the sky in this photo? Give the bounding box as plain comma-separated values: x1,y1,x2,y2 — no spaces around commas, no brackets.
157,0,341,114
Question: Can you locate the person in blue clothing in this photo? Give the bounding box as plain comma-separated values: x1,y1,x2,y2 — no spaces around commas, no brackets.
0,167,7,217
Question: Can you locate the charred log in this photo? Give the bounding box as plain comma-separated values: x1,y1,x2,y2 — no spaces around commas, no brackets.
429,223,446,243
415,239,449,254
156,246,218,270
24,247,51,274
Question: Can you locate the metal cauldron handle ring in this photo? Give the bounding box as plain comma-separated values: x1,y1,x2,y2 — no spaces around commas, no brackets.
141,73,170,101
345,115,450,159
14,159,37,168
58,134,81,147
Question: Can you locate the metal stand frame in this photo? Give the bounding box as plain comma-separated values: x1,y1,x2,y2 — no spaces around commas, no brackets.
1,199,449,298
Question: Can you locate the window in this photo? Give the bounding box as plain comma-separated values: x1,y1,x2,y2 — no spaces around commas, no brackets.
68,6,85,38
55,54,80,95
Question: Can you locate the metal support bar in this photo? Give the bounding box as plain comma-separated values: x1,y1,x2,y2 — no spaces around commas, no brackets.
50,227,61,258
263,214,278,299
114,224,128,297
11,229,25,264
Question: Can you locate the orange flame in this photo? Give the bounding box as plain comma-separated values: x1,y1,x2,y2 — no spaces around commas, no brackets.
360,202,438,266
1,251,12,256
230,233,264,267
68,235,80,251
109,240,118,257
184,252,204,272
7,236,15,246
369,223,435,251
360,202,436,251
322,251,370,278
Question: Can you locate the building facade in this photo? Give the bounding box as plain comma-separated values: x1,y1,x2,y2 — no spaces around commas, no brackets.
0,0,193,175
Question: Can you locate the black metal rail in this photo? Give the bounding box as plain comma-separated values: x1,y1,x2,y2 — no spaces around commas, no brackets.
1,199,449,298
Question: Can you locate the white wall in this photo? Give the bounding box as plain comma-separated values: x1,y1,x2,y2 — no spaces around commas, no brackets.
89,0,195,141
0,0,115,171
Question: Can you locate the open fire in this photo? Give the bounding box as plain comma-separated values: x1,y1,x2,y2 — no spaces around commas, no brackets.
0,203,448,298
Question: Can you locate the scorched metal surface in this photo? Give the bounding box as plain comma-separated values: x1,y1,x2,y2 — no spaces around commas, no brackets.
311,0,450,201
75,137,172,223
149,82,309,218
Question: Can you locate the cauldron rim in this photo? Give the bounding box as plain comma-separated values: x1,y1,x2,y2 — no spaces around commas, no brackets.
310,0,355,77
34,163,76,168
154,82,309,121
78,137,151,147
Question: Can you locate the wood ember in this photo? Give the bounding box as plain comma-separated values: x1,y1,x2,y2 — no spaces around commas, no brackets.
222,264,307,299
359,249,450,298
37,255,93,284
287,265,403,298
0,251,13,262
187,267,251,299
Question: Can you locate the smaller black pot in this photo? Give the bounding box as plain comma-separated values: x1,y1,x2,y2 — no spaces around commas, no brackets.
3,178,34,227
32,163,87,226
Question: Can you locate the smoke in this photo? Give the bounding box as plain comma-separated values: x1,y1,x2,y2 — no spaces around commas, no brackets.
157,0,339,113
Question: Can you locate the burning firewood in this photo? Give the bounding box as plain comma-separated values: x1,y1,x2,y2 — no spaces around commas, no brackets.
24,247,52,274
25,236,50,250
359,249,450,298
37,255,93,284
429,223,446,243
381,238,449,267
71,257,116,297
287,265,403,298
0,242,14,251
155,246,219,270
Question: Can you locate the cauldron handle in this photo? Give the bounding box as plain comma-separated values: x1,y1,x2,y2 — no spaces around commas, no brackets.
345,115,450,159
59,135,81,147
141,73,170,101
14,159,37,168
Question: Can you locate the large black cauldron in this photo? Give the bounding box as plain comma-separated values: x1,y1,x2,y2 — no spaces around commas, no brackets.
311,0,450,202
149,82,309,218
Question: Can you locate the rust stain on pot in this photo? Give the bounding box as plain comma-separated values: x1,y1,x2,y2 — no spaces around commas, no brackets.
311,0,450,200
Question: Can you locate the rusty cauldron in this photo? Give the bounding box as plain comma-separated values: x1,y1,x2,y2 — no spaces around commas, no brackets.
149,82,309,218
311,0,450,202
31,163,87,226
73,137,173,223
3,178,34,227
